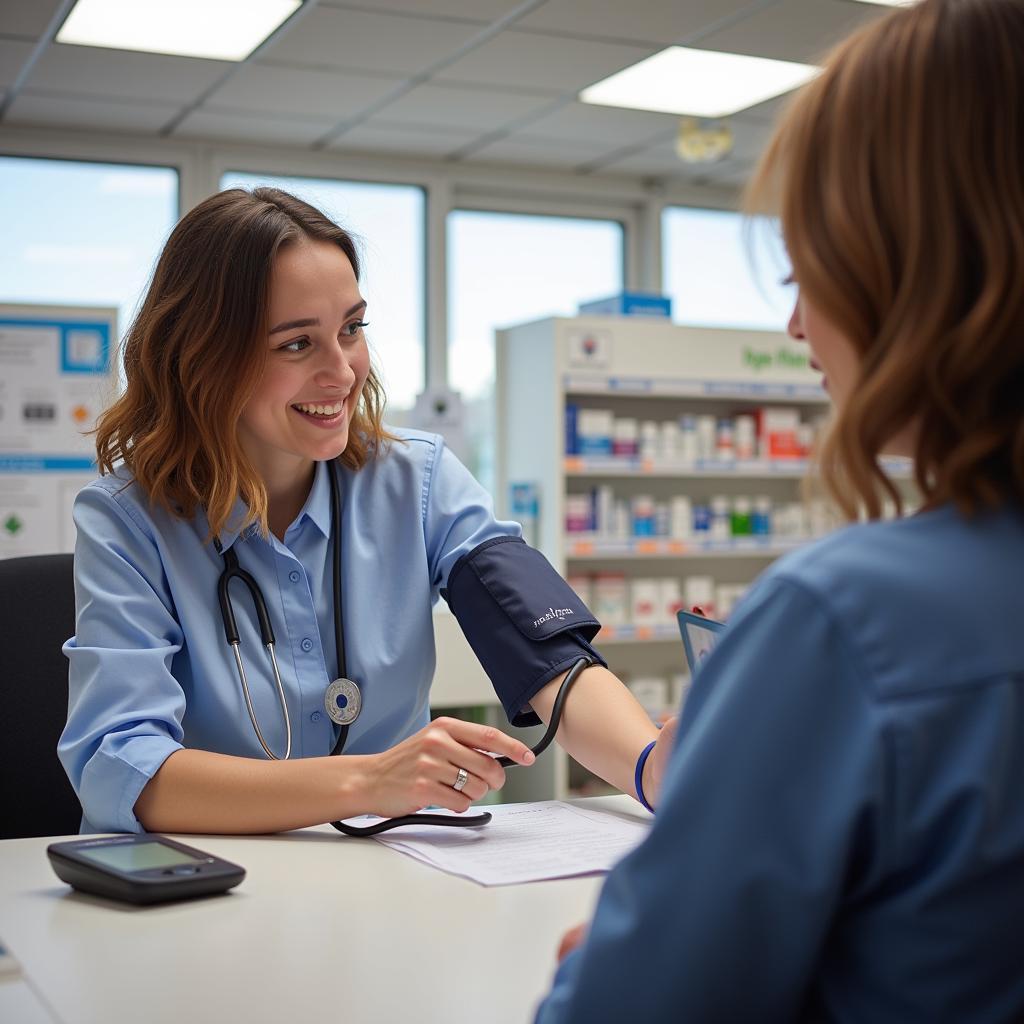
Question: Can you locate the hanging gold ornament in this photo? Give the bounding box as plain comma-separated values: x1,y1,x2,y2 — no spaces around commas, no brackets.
675,117,734,164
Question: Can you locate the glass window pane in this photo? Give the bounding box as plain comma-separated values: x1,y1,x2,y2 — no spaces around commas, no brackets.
221,171,425,416
448,210,624,489
662,206,794,331
0,156,178,340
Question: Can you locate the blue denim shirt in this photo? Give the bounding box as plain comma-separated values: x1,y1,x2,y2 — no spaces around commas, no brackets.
538,503,1024,1023
60,429,521,833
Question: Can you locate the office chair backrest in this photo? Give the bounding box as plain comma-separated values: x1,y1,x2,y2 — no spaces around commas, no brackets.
0,553,83,838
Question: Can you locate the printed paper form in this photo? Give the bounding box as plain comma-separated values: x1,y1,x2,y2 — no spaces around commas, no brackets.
359,801,652,886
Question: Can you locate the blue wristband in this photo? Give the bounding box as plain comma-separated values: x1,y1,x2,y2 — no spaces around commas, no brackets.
634,740,657,812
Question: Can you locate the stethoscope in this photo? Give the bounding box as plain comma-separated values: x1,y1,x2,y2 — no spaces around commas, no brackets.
215,459,590,837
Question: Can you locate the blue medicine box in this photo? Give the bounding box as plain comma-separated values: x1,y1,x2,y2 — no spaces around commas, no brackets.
579,292,672,318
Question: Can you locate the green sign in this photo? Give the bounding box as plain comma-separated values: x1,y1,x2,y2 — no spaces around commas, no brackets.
743,347,809,372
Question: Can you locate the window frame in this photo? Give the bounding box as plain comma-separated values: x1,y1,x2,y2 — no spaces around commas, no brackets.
1,125,742,438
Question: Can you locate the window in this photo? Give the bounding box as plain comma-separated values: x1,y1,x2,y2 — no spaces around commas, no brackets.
0,156,178,340
221,172,425,417
662,206,794,331
448,210,624,489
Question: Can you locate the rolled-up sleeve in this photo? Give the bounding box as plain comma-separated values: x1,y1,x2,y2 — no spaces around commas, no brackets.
59,482,186,833
422,438,522,590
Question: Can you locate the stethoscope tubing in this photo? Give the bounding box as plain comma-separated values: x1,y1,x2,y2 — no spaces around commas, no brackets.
216,459,591,837
330,654,592,837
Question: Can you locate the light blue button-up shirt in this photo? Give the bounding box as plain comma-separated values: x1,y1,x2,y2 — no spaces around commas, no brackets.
60,429,520,833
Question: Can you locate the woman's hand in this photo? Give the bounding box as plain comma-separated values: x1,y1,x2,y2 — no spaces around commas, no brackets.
363,717,535,818
642,715,680,810
557,922,588,962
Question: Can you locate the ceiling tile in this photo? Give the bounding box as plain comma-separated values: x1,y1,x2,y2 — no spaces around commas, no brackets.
23,43,232,104
322,0,523,20
707,160,757,190
0,0,65,38
0,37,33,90
462,132,614,169
436,29,657,93
601,116,775,175
523,101,677,146
696,0,883,64
173,107,337,146
598,142,686,176
327,117,480,157
260,7,482,76
206,63,403,120
722,116,777,164
373,82,557,132
517,0,761,46
6,89,182,132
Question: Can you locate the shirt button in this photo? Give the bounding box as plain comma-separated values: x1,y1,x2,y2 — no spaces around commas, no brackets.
288,570,300,583
301,637,314,652
310,711,322,723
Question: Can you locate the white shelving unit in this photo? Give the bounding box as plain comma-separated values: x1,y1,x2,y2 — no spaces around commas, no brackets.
494,315,884,798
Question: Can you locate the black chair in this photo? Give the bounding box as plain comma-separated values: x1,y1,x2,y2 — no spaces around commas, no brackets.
0,553,83,838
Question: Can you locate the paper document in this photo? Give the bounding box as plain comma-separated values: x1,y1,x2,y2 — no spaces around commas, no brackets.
354,801,651,886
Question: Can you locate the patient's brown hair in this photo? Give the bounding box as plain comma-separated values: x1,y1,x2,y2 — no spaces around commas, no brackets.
747,0,1024,519
95,187,396,537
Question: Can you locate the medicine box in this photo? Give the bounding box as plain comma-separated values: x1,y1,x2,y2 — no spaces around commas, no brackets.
578,292,672,319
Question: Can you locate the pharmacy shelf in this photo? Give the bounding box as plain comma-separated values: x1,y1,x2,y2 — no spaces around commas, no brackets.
496,317,919,802
564,536,805,560
595,624,683,645
563,374,828,403
565,455,914,479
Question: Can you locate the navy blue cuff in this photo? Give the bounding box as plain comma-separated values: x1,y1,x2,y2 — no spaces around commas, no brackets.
441,536,607,725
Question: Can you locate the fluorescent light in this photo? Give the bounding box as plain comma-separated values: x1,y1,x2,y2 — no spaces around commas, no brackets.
849,1,917,5
56,0,301,62
580,46,819,119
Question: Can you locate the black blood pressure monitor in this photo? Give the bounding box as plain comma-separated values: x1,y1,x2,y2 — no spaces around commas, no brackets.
47,835,245,905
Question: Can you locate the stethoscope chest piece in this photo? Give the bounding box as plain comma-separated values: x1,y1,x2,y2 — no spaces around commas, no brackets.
325,677,361,726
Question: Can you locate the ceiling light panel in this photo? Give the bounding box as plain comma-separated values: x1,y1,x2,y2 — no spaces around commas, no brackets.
848,0,917,5
580,46,819,119
56,0,301,62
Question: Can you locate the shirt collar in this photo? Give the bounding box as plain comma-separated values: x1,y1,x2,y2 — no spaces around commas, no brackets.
299,459,333,540
213,497,255,555
213,461,333,553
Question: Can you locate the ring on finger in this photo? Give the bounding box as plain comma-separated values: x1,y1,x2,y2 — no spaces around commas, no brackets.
452,767,469,793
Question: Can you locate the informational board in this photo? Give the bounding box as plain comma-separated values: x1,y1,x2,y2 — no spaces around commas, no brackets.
0,303,117,558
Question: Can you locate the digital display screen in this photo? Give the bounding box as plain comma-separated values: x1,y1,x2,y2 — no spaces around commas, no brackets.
76,841,201,872
684,621,720,671
677,611,726,676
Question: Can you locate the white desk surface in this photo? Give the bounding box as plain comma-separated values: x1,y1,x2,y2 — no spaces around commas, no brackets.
0,796,644,1024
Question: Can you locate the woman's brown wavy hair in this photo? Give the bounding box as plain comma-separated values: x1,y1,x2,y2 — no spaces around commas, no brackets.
95,187,397,537
746,0,1024,519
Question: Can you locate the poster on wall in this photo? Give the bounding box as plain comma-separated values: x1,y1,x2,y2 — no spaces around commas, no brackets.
0,303,117,559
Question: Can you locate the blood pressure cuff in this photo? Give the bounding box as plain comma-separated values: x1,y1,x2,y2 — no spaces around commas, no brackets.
440,536,606,726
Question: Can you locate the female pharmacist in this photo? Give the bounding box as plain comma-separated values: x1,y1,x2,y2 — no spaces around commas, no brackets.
58,187,675,835
537,0,1024,1020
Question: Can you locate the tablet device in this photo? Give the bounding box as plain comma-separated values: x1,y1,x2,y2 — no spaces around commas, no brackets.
677,609,726,676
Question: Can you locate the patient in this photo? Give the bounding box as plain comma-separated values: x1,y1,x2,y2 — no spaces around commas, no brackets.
535,0,1024,1020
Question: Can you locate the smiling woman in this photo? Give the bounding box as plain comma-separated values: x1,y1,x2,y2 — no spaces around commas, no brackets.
60,187,674,841
94,189,392,541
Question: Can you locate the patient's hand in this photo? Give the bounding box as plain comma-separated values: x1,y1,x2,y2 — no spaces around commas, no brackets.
644,715,680,809
557,922,588,962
